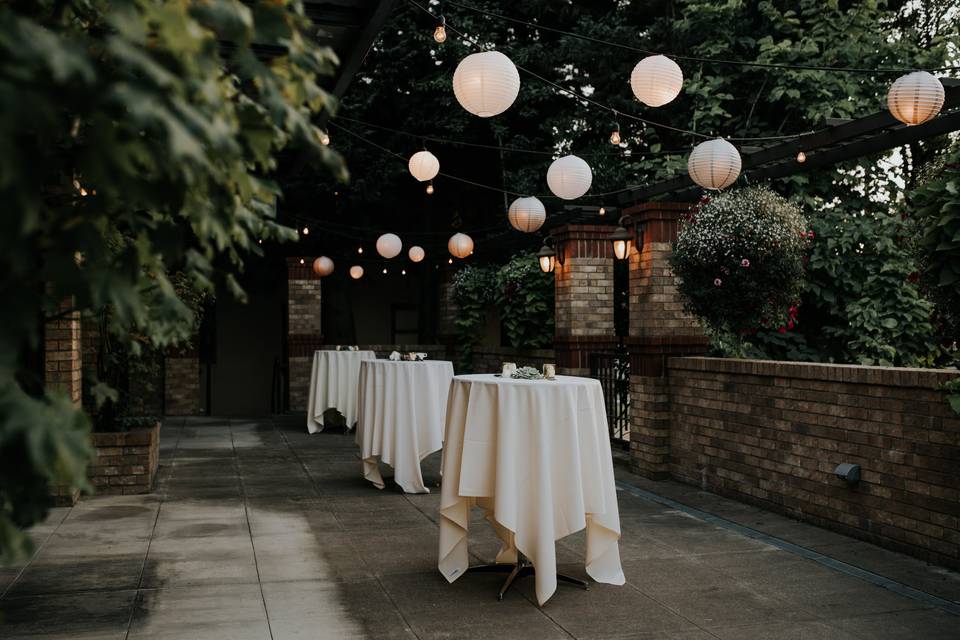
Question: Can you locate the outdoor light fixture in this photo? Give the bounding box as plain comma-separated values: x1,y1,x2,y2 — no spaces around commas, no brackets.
349,265,364,279
796,151,806,163
302,226,310,235
408,246,426,262
599,206,606,216
609,122,621,145
630,54,683,107
537,242,556,274
376,233,402,259
688,138,742,190
834,463,861,486
609,216,636,261
426,181,435,195
319,131,330,146
507,196,546,233
452,51,521,118
312,256,334,277
888,71,944,125
448,232,474,259
547,155,593,200
433,15,447,43
358,246,363,254
409,150,440,182
382,267,388,274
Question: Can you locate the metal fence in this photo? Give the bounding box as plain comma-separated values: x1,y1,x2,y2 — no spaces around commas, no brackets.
589,350,631,448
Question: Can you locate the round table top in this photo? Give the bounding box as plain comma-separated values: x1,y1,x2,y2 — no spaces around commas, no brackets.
453,373,598,388
362,358,453,366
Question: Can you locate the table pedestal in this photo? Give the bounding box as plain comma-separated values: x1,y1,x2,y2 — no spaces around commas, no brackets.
466,554,589,601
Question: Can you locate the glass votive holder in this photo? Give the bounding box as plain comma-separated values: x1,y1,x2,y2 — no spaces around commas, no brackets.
501,362,516,376
543,363,556,380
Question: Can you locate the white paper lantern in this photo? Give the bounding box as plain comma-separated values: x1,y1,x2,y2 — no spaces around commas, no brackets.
376,233,402,259
887,71,945,126
408,151,440,182
687,139,742,190
507,196,546,233
312,256,334,277
630,55,683,107
448,233,474,259
547,155,593,200
453,51,521,118
349,265,364,280
408,246,425,262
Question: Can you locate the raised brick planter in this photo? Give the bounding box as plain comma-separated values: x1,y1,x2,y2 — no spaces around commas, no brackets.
89,422,160,495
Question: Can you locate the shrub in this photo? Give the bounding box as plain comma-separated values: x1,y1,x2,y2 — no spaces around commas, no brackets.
494,254,554,349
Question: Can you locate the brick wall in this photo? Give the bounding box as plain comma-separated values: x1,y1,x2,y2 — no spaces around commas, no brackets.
667,357,960,569
287,258,323,411
44,298,82,407
437,270,458,339
164,356,201,415
89,423,160,495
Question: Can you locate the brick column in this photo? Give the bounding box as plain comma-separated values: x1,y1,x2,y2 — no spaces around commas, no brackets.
44,298,82,407
164,347,201,415
287,257,322,411
624,203,707,479
550,224,618,376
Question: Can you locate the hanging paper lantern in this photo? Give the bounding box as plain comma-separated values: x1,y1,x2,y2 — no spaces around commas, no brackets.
408,246,426,262
887,71,945,125
448,233,474,259
507,196,546,233
547,155,593,200
630,55,683,107
312,256,334,277
376,233,402,259
452,51,521,118
687,139,742,190
408,151,440,182
349,265,364,280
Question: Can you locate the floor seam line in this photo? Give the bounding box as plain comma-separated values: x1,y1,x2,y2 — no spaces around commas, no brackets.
615,479,960,618
0,491,72,601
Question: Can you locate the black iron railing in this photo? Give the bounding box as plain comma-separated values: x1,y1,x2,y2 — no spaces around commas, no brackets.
589,349,631,448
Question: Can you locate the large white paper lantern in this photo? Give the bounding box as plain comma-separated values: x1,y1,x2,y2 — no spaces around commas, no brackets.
687,139,742,190
408,246,425,262
408,151,440,182
448,233,474,259
349,265,364,280
547,155,592,200
887,71,945,126
630,55,683,107
376,233,402,259
453,51,521,118
507,196,546,233
312,256,334,277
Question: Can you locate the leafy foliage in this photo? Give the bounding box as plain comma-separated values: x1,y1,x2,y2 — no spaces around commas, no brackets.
452,264,496,371
671,187,808,336
494,253,555,349
0,0,343,563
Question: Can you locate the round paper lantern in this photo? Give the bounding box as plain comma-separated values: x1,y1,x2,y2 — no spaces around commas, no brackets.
887,71,945,125
408,151,440,182
547,155,593,200
376,233,402,259
507,196,546,233
349,265,364,280
312,256,334,277
452,51,521,118
408,246,425,263
630,55,683,107
687,139,742,190
448,233,474,259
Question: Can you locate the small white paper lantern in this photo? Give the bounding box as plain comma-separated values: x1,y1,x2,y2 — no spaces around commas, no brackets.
453,51,521,118
507,196,546,233
376,233,402,259
408,246,425,262
687,139,742,190
312,256,334,277
349,265,364,280
547,155,593,200
630,55,683,107
448,233,474,259
408,151,440,182
887,71,945,126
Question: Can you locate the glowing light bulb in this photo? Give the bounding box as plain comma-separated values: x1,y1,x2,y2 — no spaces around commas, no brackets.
382,268,388,274
299,258,305,265
448,258,453,264
319,131,330,146
797,151,806,163
426,181,435,195
402,269,407,275
599,207,606,216
358,247,363,254
258,239,263,245
433,17,447,43
609,127,621,145
302,226,309,235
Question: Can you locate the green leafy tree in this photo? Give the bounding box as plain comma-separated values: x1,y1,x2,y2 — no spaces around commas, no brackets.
494,253,554,349
0,0,343,563
451,264,496,371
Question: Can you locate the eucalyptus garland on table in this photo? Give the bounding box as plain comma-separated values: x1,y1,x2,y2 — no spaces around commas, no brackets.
670,186,809,337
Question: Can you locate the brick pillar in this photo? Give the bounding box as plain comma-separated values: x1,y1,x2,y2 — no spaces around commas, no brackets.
625,203,708,479
287,257,322,411
550,224,618,376
164,348,201,415
45,298,82,407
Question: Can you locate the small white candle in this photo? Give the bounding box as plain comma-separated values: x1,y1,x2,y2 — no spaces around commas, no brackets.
501,362,516,376
543,364,556,379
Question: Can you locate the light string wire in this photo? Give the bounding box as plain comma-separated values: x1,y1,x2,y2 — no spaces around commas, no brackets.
328,119,641,198
443,0,960,74
331,114,689,158
407,0,820,142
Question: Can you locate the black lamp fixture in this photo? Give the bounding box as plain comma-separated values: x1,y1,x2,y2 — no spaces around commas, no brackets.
608,216,635,261
536,236,564,273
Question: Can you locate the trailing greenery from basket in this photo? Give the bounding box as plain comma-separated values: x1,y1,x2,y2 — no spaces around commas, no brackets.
452,265,496,372
494,253,555,350
670,186,808,339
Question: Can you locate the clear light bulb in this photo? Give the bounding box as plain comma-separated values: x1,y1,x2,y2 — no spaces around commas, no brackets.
382,268,388,274
797,151,806,163
319,131,330,146
299,258,305,265
433,23,447,43
358,247,363,254
426,182,434,195
599,206,606,216
302,226,309,235
609,128,621,145
448,258,453,264
402,269,407,275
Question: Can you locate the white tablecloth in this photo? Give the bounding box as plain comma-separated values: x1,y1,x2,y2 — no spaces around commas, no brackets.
356,359,455,494
438,374,625,605
306,350,375,434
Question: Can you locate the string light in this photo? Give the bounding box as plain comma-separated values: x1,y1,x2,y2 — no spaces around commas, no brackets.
319,131,330,146
258,239,263,244
358,246,363,254
302,226,310,235
797,151,806,163
426,181,435,195
609,123,621,146
433,15,447,43
299,258,305,265
599,206,606,216
382,267,388,274
448,258,453,264
402,269,407,275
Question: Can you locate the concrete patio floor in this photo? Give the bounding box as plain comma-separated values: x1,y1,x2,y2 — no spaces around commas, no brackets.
1,416,958,640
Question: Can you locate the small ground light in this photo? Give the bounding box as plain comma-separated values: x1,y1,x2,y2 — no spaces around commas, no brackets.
797,151,806,163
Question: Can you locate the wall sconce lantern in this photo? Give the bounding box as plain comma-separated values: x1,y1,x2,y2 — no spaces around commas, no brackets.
609,216,636,261
536,237,565,273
